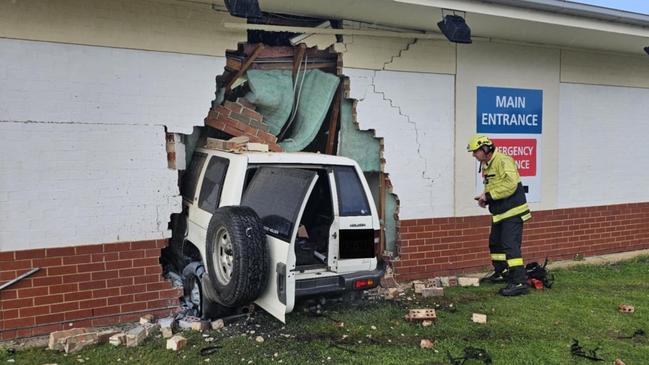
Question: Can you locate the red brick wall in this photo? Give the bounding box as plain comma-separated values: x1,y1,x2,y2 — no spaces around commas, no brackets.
0,240,181,340
394,202,649,281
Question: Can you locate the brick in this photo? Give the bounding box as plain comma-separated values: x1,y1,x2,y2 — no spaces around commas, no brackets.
50,283,78,294
130,240,157,250
119,250,144,260
15,249,46,260
92,270,119,281
79,298,107,309
64,309,93,321
223,100,243,113
121,302,147,313
17,286,49,298
2,260,32,271
134,274,160,285
93,305,121,316
126,326,147,347
106,260,133,270
80,280,107,291
45,247,76,257
48,265,78,276
472,313,487,324
64,290,92,302
63,273,92,284
144,248,161,258
77,263,105,273
103,242,131,252
119,267,145,277
0,251,15,261
107,294,134,306
3,297,33,310
63,255,91,265
48,328,87,350
166,335,187,351
92,287,120,298
120,284,147,295
241,108,262,122
109,333,126,346
4,317,36,329
36,313,64,325
64,331,99,353
107,277,134,288
75,245,104,255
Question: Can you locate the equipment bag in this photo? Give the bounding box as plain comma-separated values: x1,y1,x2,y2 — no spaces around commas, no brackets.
525,258,554,289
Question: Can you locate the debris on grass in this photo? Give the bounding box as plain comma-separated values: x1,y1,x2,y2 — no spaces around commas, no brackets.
472,313,487,324
404,309,436,322
421,320,433,327
419,339,434,349
618,304,635,313
458,277,480,287
139,314,155,325
255,336,264,343
617,329,645,339
570,339,604,361
422,287,444,297
166,335,187,351
447,347,493,365
109,333,126,346
615,359,626,365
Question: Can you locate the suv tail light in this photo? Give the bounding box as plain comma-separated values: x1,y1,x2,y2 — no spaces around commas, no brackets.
374,229,381,257
354,278,375,289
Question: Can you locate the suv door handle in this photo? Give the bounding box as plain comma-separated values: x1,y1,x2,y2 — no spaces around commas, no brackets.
332,232,337,239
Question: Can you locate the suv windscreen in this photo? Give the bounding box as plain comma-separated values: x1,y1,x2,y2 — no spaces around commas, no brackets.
241,167,317,241
333,166,371,216
198,156,229,213
180,152,207,201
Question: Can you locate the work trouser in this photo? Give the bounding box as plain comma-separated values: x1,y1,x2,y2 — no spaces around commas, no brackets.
488,216,526,285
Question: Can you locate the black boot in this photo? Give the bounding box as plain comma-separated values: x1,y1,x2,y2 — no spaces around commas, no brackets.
498,266,528,296
499,282,529,296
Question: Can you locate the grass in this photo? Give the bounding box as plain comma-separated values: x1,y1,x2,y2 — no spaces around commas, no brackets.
2,256,648,365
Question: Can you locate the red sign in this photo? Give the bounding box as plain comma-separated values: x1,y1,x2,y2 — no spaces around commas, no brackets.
491,138,536,176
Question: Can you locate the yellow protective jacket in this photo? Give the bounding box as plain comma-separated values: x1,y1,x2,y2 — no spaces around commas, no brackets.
482,151,531,223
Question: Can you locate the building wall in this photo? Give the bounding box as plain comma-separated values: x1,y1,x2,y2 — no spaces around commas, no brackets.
394,202,649,281
557,83,649,208
0,38,226,251
0,240,180,340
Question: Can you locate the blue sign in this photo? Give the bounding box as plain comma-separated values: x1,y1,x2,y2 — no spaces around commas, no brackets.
477,86,542,134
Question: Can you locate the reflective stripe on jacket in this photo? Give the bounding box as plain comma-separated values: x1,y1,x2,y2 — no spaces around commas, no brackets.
482,151,531,223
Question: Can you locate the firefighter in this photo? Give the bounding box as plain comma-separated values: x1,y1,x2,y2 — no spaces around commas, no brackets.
467,134,531,296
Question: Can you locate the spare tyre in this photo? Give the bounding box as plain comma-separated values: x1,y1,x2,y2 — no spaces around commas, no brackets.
205,206,269,307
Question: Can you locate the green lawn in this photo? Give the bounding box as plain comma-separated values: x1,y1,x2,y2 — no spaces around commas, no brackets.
2,256,648,365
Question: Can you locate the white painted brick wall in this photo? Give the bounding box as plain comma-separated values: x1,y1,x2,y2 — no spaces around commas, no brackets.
0,39,226,251
558,83,649,207
345,68,455,219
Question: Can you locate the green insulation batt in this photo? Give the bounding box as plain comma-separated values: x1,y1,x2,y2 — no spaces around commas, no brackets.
245,70,295,136
337,99,380,172
279,69,340,152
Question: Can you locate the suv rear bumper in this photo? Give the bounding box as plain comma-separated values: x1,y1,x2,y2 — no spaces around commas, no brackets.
295,261,385,298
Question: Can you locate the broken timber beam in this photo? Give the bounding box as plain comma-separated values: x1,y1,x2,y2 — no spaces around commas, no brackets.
325,84,342,155
225,43,265,92
292,43,307,82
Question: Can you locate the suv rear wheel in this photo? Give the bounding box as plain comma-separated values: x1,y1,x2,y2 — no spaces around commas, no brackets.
205,206,269,307
182,261,234,319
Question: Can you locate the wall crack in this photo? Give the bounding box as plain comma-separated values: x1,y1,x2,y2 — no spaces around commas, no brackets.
369,38,434,185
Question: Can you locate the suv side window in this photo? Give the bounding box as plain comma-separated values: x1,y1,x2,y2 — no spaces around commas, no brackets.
198,156,229,213
181,152,207,201
334,166,371,216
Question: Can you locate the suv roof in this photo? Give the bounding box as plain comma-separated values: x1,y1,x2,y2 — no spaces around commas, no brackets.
195,147,359,166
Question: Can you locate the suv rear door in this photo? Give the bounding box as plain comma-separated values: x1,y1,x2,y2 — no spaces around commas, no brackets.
240,167,318,322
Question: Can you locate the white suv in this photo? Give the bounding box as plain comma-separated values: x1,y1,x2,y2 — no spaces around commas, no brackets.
174,147,384,322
